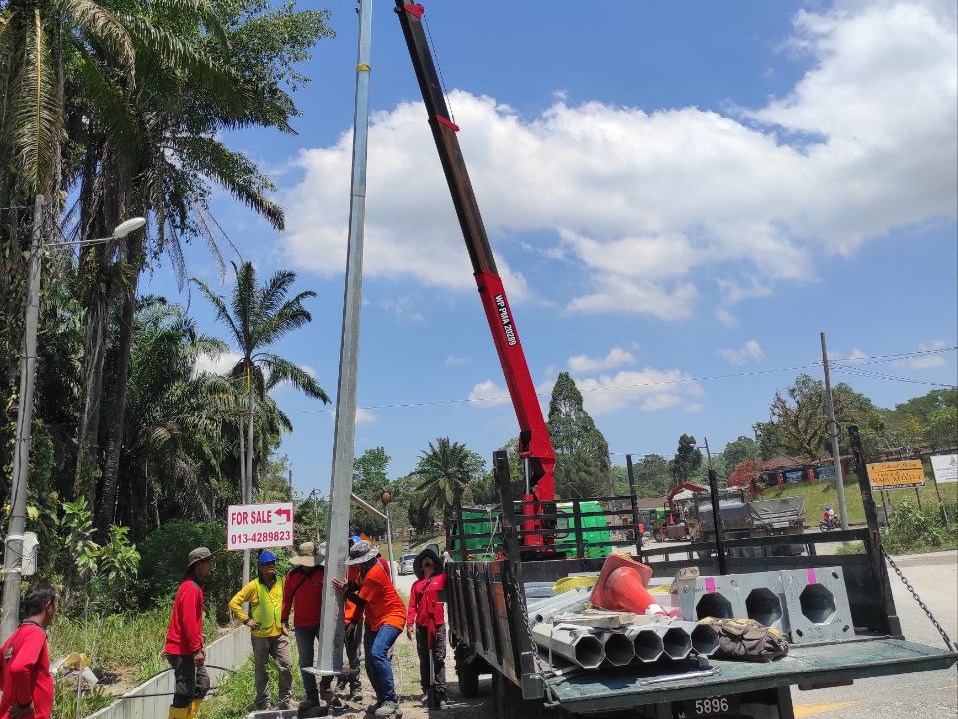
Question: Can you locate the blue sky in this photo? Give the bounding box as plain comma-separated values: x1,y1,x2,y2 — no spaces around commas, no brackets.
146,0,958,495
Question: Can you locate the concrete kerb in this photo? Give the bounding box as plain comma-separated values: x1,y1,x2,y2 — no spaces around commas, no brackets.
86,625,251,719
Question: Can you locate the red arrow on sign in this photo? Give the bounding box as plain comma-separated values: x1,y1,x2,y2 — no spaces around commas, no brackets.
275,508,291,524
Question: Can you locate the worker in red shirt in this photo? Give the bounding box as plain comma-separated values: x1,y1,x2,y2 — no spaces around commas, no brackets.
333,540,406,718
0,583,57,719
281,541,333,711
165,547,213,719
406,548,447,708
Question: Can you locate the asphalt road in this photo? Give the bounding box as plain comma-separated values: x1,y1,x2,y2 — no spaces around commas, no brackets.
789,550,957,719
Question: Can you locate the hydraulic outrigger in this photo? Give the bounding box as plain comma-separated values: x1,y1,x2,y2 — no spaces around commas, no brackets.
395,1,556,547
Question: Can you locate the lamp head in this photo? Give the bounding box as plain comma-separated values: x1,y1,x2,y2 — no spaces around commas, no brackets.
112,217,146,238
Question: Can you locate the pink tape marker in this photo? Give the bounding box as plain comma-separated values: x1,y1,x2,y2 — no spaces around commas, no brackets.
807,568,817,584
705,577,716,594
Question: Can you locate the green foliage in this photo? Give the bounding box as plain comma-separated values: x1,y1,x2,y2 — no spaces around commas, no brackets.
547,372,611,496
721,436,760,473
44,498,140,612
880,500,958,554
669,434,703,485
350,446,391,536
763,373,880,461
629,454,672,496
413,438,486,518
137,519,242,623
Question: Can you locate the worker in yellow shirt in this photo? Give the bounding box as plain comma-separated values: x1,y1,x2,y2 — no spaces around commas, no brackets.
228,550,292,711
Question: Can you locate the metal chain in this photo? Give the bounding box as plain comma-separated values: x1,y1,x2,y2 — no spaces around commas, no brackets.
511,564,547,678
882,546,958,654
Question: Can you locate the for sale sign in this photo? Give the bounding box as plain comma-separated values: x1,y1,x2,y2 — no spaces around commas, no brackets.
866,460,926,490
227,502,295,551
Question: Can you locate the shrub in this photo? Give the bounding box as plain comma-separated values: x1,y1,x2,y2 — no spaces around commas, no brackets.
881,500,958,554
137,520,243,623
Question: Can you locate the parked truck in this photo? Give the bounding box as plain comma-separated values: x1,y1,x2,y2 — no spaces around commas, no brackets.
392,4,957,716
443,450,957,719
691,488,807,557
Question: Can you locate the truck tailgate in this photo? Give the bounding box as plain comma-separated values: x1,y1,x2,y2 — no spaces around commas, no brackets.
544,638,957,713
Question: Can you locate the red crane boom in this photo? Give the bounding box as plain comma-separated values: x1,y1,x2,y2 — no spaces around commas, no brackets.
394,1,556,545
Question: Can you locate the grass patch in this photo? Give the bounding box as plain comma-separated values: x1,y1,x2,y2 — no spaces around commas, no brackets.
48,603,225,719
761,473,958,527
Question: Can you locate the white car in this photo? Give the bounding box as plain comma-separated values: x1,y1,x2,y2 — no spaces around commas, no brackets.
397,553,417,576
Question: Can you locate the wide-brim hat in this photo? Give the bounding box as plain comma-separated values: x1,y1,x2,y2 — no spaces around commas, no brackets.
290,541,326,568
413,547,442,580
345,539,380,566
185,546,213,575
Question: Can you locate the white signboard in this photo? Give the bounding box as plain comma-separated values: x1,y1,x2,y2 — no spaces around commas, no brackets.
227,502,295,551
931,454,958,484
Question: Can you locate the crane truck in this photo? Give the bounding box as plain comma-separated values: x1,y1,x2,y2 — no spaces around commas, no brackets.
393,3,958,718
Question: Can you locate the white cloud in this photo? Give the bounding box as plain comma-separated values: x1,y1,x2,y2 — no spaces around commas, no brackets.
283,0,956,318
572,368,705,415
837,349,869,365
301,364,317,378
716,340,765,365
568,346,635,373
378,295,425,323
194,350,242,376
715,308,738,327
468,380,511,407
355,407,378,425
444,355,471,367
897,339,950,369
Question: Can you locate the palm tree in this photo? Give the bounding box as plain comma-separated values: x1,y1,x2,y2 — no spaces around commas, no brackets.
72,0,332,520
193,261,330,505
413,438,486,518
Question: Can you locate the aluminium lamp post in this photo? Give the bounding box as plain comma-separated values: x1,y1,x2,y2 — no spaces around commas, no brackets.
1,202,145,640
314,0,374,680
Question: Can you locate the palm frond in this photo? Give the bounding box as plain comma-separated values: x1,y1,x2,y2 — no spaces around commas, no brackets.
259,354,330,402
9,10,60,193
174,136,284,229
62,0,135,75
191,275,243,350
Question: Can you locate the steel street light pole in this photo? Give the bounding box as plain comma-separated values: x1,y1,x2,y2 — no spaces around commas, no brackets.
1,202,144,640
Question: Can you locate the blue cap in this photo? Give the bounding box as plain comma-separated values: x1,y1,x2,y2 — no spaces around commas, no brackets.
258,550,277,564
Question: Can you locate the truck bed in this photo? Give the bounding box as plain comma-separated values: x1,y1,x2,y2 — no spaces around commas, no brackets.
444,527,958,715
545,637,957,713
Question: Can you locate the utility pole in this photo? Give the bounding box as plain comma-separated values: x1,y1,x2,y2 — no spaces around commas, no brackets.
820,332,848,529
2,195,44,640
703,438,728,575
315,0,373,680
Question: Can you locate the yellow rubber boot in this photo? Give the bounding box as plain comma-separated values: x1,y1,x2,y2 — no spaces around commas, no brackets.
168,706,191,719
187,698,204,718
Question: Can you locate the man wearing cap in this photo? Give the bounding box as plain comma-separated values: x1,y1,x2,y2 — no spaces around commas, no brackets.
165,547,213,719
333,540,406,718
281,541,335,710
406,548,447,708
229,550,293,711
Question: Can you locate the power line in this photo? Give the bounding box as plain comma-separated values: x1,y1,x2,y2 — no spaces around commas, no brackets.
285,346,957,418
834,367,957,388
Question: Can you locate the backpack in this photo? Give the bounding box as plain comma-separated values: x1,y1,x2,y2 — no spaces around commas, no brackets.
702,618,789,662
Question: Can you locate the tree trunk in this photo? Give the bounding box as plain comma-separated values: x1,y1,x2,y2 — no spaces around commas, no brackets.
96,236,143,537
239,415,247,502
246,370,255,501
74,289,109,502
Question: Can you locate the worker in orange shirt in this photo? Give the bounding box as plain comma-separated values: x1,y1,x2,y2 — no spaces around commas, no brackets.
333,540,406,718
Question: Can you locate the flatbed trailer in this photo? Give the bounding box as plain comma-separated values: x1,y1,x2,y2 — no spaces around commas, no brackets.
443,451,957,719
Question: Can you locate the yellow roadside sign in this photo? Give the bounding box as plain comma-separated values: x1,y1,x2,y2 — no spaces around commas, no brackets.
866,460,926,490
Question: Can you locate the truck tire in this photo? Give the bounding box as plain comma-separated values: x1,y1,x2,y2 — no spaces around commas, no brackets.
457,665,480,697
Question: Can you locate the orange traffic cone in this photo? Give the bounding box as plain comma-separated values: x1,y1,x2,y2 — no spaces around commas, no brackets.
590,553,669,617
